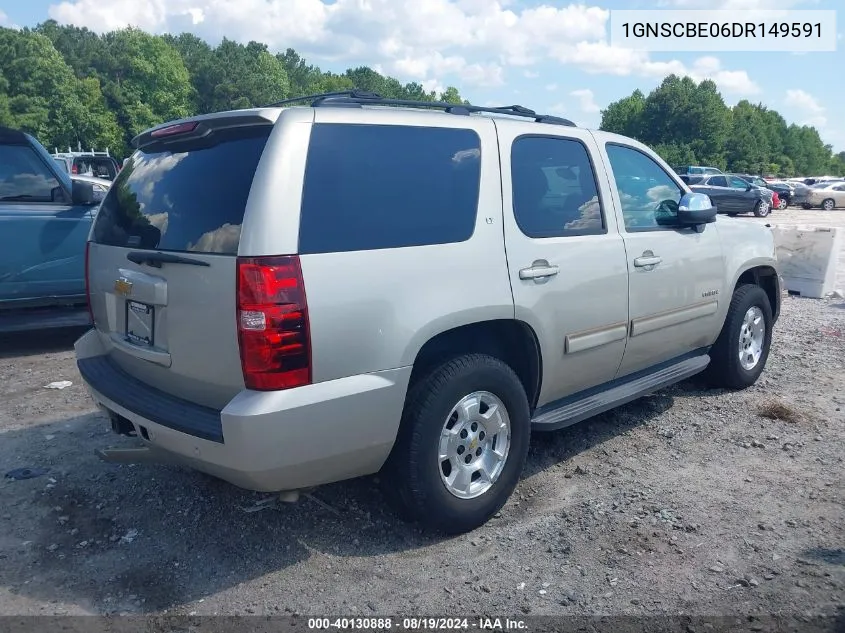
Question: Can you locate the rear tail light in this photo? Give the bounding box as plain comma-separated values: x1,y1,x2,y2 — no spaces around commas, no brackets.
84,241,94,325
71,164,78,174
236,255,311,391
151,121,199,138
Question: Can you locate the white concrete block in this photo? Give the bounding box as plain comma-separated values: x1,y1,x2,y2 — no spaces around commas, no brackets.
768,225,842,299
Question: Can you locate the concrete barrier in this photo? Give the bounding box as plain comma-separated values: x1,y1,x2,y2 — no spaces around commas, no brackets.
769,225,842,299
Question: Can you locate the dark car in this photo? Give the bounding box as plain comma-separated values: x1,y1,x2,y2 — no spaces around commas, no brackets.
682,174,775,217
730,174,793,209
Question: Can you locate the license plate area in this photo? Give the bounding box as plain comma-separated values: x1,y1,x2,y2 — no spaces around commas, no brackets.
125,300,155,347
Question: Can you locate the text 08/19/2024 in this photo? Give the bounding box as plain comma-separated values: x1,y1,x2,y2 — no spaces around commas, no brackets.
609,9,837,52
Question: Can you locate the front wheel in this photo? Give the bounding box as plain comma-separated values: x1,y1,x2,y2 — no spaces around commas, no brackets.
776,197,788,210
802,203,812,210
382,354,531,534
705,284,773,390
753,200,771,217
822,198,835,211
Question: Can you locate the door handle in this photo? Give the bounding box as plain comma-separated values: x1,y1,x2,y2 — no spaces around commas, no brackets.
519,262,560,280
633,254,662,268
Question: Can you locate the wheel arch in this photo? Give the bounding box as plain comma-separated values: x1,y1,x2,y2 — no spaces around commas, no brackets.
407,319,543,411
733,265,781,323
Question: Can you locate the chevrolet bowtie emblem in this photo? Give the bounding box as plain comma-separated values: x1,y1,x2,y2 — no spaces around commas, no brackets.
114,278,133,296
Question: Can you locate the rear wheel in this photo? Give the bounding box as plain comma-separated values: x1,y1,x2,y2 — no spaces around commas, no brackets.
705,284,773,390
382,354,530,534
776,197,788,210
822,198,835,211
753,200,771,217
802,203,812,210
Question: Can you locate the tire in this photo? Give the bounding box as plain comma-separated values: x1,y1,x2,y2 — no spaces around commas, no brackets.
802,203,812,210
727,213,738,217
381,354,531,534
776,197,788,210
705,284,773,390
753,200,771,217
822,198,835,211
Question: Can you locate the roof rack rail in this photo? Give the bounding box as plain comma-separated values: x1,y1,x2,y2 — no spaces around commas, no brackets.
262,90,576,127
262,90,383,108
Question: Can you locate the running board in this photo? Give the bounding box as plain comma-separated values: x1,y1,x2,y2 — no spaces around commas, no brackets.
531,353,710,431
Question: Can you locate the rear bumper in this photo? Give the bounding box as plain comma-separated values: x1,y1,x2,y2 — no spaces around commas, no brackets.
74,329,412,492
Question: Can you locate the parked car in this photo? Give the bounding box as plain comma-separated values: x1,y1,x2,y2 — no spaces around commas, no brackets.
75,91,781,534
730,173,793,209
0,127,100,332
683,174,776,217
803,181,845,210
672,165,723,176
53,149,121,181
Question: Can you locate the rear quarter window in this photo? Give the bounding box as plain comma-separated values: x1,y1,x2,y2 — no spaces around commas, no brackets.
92,126,271,255
298,123,481,254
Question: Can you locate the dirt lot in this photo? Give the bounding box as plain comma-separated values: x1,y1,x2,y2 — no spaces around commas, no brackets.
1,210,843,623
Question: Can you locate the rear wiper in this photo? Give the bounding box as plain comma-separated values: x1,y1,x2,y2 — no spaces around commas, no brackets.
126,251,210,268
0,195,40,201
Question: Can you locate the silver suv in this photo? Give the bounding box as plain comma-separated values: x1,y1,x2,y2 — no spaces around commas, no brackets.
76,91,781,534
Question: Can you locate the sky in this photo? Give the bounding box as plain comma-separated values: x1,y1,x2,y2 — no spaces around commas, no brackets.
1,0,842,151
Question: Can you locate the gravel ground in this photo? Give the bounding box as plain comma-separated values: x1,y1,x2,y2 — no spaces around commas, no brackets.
0,293,843,621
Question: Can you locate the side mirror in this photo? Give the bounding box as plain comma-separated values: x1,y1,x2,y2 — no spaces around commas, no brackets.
677,192,717,225
71,180,95,205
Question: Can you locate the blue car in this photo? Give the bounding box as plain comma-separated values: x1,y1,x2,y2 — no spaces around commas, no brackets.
0,127,106,332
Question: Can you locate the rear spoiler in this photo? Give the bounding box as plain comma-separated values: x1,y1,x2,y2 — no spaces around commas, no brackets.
132,109,280,151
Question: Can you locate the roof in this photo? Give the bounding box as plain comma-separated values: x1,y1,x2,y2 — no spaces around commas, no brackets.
0,127,29,145
135,90,578,145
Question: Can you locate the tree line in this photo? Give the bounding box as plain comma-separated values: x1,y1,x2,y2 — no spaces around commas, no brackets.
2,22,842,177
600,75,845,177
0,21,465,158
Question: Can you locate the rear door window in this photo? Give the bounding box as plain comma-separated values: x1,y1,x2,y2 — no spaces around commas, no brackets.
511,136,605,237
91,126,271,255
76,157,117,180
298,123,481,254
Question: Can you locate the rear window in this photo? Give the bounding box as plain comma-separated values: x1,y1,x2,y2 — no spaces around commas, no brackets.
92,126,271,255
298,123,481,254
74,156,118,180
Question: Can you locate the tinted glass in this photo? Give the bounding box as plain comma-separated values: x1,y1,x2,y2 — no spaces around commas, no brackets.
510,136,604,238
605,144,683,230
730,176,749,189
709,175,728,187
92,126,271,254
0,145,64,203
299,124,480,254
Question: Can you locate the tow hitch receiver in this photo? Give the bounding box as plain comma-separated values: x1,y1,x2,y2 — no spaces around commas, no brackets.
95,447,174,464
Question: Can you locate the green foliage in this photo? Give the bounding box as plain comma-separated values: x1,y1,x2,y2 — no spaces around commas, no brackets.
0,27,121,153
601,75,843,177
6,23,471,159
